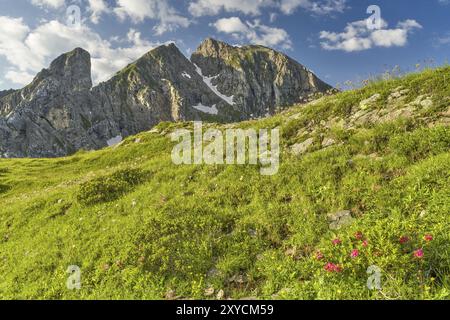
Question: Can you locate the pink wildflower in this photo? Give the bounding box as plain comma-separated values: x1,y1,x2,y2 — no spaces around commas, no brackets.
413,248,424,259
316,251,324,260
332,238,342,246
362,240,368,247
350,249,359,258
399,236,410,244
355,231,364,240
324,262,342,273
424,234,433,242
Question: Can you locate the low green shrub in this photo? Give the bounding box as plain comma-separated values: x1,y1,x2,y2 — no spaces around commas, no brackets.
77,168,149,205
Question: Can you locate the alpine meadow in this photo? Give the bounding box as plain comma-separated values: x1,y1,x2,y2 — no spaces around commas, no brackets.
0,0,449,303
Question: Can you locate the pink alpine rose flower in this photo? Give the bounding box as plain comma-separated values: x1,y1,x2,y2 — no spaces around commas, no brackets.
399,236,410,244
355,231,364,240
424,234,433,242
414,248,424,259
324,262,342,273
316,251,324,260
350,249,359,258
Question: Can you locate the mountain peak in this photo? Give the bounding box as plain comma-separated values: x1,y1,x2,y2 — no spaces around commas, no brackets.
49,47,90,69
146,42,179,55
195,38,233,55
40,47,92,91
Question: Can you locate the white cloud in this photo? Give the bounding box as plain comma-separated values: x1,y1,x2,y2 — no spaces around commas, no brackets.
5,70,35,85
212,17,249,34
0,16,166,86
0,16,43,73
280,0,347,15
88,0,110,24
31,0,65,8
212,17,292,49
189,0,347,16
189,0,275,16
114,0,190,35
433,31,450,47
371,29,408,47
319,18,422,52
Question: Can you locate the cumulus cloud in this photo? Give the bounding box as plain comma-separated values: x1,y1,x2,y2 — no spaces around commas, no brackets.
319,18,422,52
0,16,166,86
88,0,110,24
189,0,274,16
212,17,292,49
5,70,35,85
113,0,190,35
189,0,347,16
280,0,347,15
31,0,65,8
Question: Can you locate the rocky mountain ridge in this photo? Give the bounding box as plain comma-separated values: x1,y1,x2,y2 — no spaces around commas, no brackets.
0,38,333,158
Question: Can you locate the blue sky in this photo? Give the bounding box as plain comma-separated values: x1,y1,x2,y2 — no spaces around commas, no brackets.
0,0,449,90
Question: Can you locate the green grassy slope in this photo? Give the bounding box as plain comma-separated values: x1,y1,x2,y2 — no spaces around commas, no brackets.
0,67,449,300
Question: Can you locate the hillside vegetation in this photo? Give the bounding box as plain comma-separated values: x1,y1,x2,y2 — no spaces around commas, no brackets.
0,67,449,299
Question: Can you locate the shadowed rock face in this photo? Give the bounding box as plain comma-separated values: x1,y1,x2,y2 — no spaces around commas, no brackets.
0,39,333,158
0,48,95,157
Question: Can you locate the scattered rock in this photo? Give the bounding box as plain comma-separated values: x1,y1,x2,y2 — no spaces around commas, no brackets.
204,287,215,296
327,210,354,230
388,88,410,103
165,289,179,300
359,93,381,110
216,289,225,300
420,98,433,109
419,210,427,218
322,137,336,148
377,106,414,123
229,274,246,284
284,246,298,258
352,109,379,125
291,138,314,155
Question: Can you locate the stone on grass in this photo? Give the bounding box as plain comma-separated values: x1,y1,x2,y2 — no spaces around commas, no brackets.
291,138,314,155
359,93,381,110
327,210,354,230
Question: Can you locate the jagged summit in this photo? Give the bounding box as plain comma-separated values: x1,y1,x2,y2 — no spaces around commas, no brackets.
47,47,92,90
196,37,234,52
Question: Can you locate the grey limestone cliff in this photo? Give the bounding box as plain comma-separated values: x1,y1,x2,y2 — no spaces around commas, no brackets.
0,39,332,158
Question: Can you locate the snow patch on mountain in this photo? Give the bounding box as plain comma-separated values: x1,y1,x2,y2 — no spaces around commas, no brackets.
194,64,235,106
192,103,218,115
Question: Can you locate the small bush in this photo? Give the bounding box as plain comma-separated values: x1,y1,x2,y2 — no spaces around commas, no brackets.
390,126,450,162
0,183,10,194
77,168,149,205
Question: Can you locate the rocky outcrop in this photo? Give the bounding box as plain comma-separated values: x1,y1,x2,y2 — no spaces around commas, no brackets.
0,39,332,158
0,48,95,157
191,38,333,119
